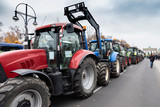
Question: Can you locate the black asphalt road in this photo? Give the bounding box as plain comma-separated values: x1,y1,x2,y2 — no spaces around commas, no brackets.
51,58,160,107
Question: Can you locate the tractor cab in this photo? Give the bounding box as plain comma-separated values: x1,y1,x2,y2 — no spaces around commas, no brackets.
112,41,125,57
33,23,83,70
112,41,121,53
89,39,113,59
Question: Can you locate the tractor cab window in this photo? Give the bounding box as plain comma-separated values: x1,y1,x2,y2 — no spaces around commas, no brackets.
60,29,81,69
128,48,133,52
106,42,113,50
113,43,119,52
90,42,98,52
37,32,56,50
121,46,124,51
33,28,58,67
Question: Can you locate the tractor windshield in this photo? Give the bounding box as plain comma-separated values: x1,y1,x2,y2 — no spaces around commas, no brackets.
113,43,119,52
128,48,133,52
90,42,99,52
33,28,58,67
33,29,57,50
106,41,113,50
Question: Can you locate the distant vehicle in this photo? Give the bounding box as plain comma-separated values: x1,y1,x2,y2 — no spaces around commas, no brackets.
0,42,24,53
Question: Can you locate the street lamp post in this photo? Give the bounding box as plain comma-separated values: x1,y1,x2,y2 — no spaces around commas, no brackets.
13,3,38,49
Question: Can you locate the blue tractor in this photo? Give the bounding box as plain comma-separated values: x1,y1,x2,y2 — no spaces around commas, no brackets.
65,2,110,86
89,39,121,78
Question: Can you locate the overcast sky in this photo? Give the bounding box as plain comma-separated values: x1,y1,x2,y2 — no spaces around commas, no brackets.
0,0,160,50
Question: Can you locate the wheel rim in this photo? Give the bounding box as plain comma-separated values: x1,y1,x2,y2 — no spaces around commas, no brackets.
105,67,109,81
82,65,94,90
116,60,120,74
9,89,42,107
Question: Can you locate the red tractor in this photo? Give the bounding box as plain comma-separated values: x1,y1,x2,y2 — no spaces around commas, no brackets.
0,2,110,107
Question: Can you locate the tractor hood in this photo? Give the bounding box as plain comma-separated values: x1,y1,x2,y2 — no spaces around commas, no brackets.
0,49,48,78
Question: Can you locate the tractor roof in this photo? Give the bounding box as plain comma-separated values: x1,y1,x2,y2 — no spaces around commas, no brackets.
90,39,113,43
129,47,138,49
36,23,82,31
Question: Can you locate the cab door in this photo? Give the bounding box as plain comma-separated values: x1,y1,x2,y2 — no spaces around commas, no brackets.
33,29,58,68
60,29,81,70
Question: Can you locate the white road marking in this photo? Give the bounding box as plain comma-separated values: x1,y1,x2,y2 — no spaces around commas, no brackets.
93,86,103,93
124,70,126,72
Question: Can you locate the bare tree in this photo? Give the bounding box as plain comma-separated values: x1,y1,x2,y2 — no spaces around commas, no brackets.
87,32,106,42
4,26,23,43
120,39,130,47
9,26,21,39
0,36,3,42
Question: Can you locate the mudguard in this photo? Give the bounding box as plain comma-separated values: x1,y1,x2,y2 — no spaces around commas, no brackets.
69,50,97,69
110,52,119,62
94,51,99,57
12,69,54,94
11,69,49,76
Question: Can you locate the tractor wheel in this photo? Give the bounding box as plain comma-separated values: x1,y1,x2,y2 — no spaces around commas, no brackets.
121,59,125,72
0,77,50,107
112,57,121,78
136,57,138,64
97,62,110,86
128,57,131,65
73,57,97,98
133,56,137,64
124,58,128,68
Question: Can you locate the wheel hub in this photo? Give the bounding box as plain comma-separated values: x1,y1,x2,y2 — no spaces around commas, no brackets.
17,99,31,107
82,65,94,90
82,72,87,80
9,89,42,107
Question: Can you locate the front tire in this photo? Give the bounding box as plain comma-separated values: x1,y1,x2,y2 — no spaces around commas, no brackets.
97,62,110,86
111,57,121,78
73,57,97,98
0,77,50,107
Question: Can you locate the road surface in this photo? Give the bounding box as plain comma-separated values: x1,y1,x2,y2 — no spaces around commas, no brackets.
51,58,160,107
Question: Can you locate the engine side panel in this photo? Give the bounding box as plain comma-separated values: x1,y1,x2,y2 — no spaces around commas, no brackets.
0,49,48,78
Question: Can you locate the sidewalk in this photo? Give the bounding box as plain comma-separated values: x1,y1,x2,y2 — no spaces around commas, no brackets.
154,60,160,72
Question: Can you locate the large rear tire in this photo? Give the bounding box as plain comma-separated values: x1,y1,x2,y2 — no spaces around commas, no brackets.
112,57,121,78
97,62,110,86
73,57,97,98
128,57,131,65
120,58,125,72
0,77,50,107
133,56,137,64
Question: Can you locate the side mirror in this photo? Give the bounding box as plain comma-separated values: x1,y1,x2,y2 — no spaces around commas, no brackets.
66,23,74,33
